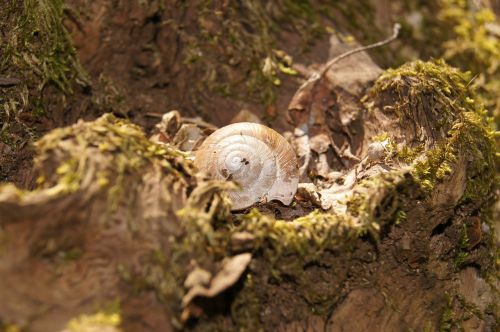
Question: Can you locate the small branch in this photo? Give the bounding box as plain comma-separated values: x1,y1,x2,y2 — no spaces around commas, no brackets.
320,23,401,77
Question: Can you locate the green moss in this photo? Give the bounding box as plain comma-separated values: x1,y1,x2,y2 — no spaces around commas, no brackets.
371,59,472,132
411,110,495,200
0,0,88,145
364,1,500,123
0,112,194,248
440,293,458,332
133,171,414,326
437,0,500,125
439,292,488,331
59,247,83,262
454,224,470,268
372,132,424,163
368,60,495,201
394,209,407,225
65,301,121,332
232,209,360,261
31,114,190,205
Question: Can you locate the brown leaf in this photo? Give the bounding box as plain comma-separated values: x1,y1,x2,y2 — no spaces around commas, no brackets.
182,253,252,307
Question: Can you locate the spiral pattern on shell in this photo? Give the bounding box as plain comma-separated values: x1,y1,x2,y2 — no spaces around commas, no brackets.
194,122,299,210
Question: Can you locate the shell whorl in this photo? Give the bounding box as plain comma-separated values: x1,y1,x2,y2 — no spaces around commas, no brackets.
194,122,299,210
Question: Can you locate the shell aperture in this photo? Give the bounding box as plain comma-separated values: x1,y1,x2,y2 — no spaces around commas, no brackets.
194,122,299,210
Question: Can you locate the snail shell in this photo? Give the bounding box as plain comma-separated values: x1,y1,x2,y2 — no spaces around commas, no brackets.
194,122,299,210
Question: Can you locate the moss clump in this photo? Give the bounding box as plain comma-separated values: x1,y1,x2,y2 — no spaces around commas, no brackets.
346,172,413,232
371,59,473,132
439,292,489,331
31,114,190,201
372,133,424,163
0,113,193,231
437,0,500,126
65,301,121,332
146,170,413,327
368,1,500,126
0,0,88,146
410,96,495,200
232,209,360,260
368,60,495,200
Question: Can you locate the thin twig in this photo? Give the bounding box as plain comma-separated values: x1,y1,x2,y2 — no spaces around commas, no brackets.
320,23,401,77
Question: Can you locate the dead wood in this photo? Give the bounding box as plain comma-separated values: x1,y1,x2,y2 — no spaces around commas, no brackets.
0,2,498,330
0,49,497,332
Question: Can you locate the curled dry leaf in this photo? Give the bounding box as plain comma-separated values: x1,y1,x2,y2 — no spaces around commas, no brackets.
150,110,181,143
150,110,216,150
181,253,252,320
172,124,205,151
182,253,252,307
296,183,322,206
184,267,212,289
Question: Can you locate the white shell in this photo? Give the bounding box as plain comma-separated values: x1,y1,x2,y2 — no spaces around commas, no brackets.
194,122,299,210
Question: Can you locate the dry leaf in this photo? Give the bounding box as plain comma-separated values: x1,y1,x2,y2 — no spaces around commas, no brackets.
182,253,252,307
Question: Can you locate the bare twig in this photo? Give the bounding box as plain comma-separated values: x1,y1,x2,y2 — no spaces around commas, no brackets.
320,23,401,77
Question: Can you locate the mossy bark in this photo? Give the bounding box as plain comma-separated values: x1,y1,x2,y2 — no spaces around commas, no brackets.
0,1,498,332
0,58,497,331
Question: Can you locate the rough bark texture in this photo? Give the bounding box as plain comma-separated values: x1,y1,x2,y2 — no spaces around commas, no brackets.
0,1,498,332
